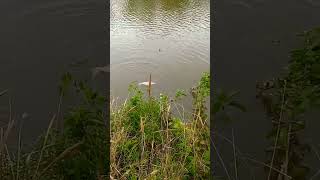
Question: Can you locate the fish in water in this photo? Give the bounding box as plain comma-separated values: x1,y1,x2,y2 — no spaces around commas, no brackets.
139,74,156,86
138,81,156,86
139,74,156,97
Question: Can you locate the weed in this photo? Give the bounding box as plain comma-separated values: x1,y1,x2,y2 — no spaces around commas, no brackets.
257,27,320,179
110,72,210,179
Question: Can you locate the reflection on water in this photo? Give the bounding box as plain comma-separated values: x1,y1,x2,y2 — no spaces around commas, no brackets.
124,0,190,22
111,0,210,98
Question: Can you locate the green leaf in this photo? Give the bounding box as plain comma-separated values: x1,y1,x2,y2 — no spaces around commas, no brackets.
175,89,187,100
229,101,247,112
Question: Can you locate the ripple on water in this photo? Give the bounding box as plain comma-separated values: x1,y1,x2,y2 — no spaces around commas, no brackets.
111,0,209,37
111,0,210,97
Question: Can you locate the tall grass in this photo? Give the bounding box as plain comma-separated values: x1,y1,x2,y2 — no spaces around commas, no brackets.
110,72,210,179
0,74,109,179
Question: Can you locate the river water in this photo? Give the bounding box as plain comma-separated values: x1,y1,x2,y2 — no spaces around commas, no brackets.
110,0,210,98
0,0,106,144
213,0,320,178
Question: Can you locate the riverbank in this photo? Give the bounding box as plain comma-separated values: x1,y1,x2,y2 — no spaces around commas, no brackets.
110,72,210,179
0,72,210,179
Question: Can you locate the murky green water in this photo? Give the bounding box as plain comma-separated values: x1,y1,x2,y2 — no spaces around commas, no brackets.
110,0,210,98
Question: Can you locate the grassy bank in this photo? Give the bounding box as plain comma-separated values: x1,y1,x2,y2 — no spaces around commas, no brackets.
0,72,210,179
110,72,210,179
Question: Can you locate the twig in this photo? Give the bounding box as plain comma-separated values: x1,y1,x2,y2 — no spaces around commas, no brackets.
148,74,152,98
56,94,63,130
232,128,238,180
243,157,292,179
268,80,287,180
211,138,232,180
283,124,292,180
139,117,145,179
5,145,15,179
16,118,24,180
39,141,83,176
0,97,14,153
33,115,55,179
213,131,292,179
213,131,255,176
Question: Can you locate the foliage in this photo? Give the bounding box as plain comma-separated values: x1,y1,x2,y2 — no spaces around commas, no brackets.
55,78,108,179
110,72,210,179
0,72,109,180
257,27,320,179
213,90,246,122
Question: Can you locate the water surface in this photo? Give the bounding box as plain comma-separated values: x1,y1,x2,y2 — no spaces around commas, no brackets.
0,0,106,143
110,0,210,98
